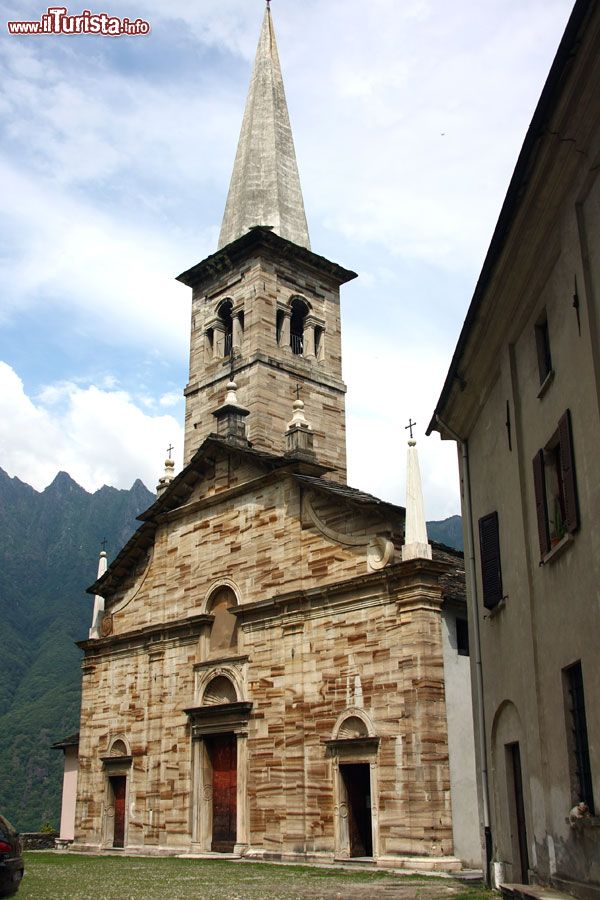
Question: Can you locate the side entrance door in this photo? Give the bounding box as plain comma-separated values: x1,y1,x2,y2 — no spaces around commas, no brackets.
207,734,237,852
340,763,373,857
507,742,529,883
110,776,127,849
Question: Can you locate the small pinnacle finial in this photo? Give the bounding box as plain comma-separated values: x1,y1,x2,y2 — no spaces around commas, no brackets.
167,443,174,460
285,390,315,459
225,379,238,405
288,395,309,430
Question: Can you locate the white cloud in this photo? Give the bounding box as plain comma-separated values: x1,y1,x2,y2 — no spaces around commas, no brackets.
344,330,460,519
0,362,183,493
0,0,576,520
159,391,183,408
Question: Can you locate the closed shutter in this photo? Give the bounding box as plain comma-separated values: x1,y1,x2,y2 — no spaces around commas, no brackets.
558,409,579,534
532,449,550,558
479,511,503,609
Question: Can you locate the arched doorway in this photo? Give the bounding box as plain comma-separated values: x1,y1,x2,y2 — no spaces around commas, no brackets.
101,737,132,850
327,712,380,860
203,676,238,852
185,671,252,854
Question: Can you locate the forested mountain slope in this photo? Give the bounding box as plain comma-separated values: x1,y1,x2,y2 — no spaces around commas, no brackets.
0,468,154,831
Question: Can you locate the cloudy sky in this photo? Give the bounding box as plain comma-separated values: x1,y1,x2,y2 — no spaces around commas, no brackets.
0,0,575,517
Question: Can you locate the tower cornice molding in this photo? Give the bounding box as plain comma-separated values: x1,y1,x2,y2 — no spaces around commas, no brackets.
177,227,357,291
184,351,347,398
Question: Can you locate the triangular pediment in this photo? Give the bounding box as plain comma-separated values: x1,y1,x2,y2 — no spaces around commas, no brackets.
87,435,408,602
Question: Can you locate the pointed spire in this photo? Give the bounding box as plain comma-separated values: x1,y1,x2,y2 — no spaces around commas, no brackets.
218,5,311,251
89,546,108,639
402,438,432,562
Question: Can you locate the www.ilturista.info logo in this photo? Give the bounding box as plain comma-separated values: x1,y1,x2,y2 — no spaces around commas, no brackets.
7,7,150,36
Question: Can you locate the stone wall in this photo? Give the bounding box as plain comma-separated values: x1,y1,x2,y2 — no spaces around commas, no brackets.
74,463,460,863
184,246,348,480
20,832,57,850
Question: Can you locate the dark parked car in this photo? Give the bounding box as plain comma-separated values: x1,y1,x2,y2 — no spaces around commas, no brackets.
0,816,23,897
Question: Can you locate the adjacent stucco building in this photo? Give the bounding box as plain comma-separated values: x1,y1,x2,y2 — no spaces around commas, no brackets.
429,0,600,895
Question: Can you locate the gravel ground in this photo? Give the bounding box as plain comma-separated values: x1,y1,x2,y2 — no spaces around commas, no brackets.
18,852,493,900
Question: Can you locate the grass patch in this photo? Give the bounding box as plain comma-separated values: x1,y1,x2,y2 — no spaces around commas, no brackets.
19,852,495,900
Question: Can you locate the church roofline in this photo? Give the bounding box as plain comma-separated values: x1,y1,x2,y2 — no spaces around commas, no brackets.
51,732,80,750
86,433,460,600
176,226,357,290
294,474,405,520
85,435,330,596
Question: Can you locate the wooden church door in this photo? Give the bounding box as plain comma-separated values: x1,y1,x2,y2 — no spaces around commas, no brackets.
110,776,127,848
208,735,237,851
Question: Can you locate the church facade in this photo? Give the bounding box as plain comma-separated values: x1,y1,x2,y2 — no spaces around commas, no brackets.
71,6,478,868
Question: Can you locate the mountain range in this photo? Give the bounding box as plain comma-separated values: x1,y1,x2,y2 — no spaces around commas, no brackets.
0,466,462,831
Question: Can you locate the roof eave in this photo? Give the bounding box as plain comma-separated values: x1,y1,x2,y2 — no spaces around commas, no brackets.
176,227,357,290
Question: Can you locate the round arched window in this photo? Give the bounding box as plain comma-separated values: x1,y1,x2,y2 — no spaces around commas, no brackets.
207,587,238,653
218,300,233,358
289,298,308,355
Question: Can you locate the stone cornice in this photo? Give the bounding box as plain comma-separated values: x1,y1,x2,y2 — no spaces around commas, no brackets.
184,701,253,738
184,351,347,398
324,737,380,752
231,558,445,625
77,614,213,657
99,755,132,766
193,654,249,671
176,227,357,291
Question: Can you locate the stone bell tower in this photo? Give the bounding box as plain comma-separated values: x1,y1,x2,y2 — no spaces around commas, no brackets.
178,4,356,481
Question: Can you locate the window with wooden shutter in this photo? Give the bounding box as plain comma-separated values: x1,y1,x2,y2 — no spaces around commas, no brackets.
535,313,553,384
533,449,550,557
563,662,595,813
533,409,579,561
558,409,579,533
479,511,503,609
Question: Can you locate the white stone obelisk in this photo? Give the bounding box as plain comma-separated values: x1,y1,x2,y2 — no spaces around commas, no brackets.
402,439,432,561
89,548,108,639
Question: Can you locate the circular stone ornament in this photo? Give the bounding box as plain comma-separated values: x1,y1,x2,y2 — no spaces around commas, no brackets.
100,614,114,637
367,537,394,571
